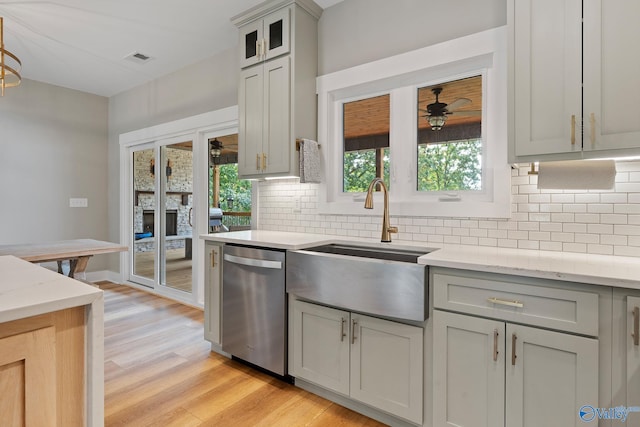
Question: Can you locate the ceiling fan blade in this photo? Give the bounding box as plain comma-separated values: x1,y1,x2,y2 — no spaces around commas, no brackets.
445,98,471,112
449,110,481,116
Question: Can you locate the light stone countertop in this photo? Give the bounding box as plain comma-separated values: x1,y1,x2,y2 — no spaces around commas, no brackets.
201,230,640,290
0,255,103,323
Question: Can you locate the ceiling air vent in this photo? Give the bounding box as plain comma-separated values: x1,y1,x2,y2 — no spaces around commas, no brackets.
124,51,154,64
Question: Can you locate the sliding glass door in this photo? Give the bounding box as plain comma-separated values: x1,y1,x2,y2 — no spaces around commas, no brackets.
130,138,194,296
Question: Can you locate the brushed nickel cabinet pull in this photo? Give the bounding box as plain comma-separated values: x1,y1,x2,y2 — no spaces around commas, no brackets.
340,318,346,342
256,154,260,170
633,307,639,346
262,153,267,171
571,114,576,145
488,297,524,308
351,319,358,344
590,113,596,146
493,329,499,362
511,333,517,366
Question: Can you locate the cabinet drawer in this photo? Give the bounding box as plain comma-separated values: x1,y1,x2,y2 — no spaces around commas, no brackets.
432,273,598,336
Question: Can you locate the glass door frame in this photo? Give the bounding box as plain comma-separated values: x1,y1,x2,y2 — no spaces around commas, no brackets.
119,107,239,307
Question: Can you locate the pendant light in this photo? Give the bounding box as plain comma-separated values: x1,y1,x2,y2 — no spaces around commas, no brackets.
0,17,22,96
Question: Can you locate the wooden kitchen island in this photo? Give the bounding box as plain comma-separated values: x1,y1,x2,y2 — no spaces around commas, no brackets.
0,256,104,426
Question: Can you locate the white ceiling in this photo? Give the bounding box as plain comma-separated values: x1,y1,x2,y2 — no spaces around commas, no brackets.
0,0,341,97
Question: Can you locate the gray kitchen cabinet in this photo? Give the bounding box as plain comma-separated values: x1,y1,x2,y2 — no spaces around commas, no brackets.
509,0,640,161
432,269,599,427
204,242,223,346
233,0,320,179
290,299,423,425
238,6,290,69
611,289,640,423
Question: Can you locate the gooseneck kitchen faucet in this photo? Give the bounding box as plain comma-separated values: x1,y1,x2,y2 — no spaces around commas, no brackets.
364,177,398,242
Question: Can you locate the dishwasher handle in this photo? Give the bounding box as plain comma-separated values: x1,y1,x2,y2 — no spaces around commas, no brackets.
223,253,283,270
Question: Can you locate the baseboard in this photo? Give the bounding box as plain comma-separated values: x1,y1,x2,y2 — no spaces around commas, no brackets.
86,270,122,284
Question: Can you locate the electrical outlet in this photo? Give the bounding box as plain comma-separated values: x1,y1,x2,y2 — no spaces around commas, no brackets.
293,196,301,213
69,198,88,208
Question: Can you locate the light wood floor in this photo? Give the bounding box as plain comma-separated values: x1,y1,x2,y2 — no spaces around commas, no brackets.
134,248,192,292
101,282,387,427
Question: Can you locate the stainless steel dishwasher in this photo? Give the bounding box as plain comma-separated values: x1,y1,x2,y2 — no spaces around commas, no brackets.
222,244,286,376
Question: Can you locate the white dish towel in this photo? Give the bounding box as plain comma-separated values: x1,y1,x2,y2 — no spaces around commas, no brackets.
299,138,321,183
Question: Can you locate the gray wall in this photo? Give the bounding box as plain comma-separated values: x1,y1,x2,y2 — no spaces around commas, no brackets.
107,48,238,270
318,0,506,75
106,0,507,272
0,79,109,269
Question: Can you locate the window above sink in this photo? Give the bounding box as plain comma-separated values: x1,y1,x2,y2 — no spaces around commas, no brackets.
317,27,511,219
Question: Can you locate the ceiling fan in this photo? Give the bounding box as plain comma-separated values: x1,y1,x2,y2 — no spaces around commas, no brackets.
420,87,480,131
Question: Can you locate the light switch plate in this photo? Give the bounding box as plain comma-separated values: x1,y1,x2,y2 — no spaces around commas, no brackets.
70,198,88,208
293,196,301,213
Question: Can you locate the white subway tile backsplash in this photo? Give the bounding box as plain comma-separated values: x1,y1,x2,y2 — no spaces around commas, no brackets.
257,162,640,258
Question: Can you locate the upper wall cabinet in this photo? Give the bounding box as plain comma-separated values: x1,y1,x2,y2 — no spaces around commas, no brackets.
239,7,290,68
509,0,640,162
233,0,321,179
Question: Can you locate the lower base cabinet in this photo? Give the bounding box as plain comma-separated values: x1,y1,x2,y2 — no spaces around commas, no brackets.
204,242,223,346
433,310,598,427
0,307,86,426
290,299,423,425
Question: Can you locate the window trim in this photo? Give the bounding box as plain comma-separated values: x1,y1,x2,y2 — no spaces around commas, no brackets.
317,26,510,218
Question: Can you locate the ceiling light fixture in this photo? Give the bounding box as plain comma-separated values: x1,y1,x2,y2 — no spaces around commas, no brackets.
0,17,22,96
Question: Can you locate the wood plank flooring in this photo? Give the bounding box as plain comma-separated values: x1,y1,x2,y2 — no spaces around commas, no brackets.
101,283,386,427
133,248,192,292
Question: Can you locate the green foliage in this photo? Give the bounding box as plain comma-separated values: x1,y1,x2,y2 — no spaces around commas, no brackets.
343,149,390,192
417,140,482,191
209,163,252,211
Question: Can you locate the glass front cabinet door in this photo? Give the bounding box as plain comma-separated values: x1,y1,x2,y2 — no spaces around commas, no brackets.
239,7,290,68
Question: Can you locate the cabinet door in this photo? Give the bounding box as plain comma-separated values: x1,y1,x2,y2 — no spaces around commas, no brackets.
583,1,640,152
511,0,582,157
350,314,423,425
262,56,291,175
290,300,350,395
238,65,264,177
506,324,598,427
433,310,505,427
263,7,290,62
204,243,222,345
0,326,56,426
239,20,263,69
627,296,640,408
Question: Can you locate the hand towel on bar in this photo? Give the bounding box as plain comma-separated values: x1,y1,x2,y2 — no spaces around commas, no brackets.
299,138,321,183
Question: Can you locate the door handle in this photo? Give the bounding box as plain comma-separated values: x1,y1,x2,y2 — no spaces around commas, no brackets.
223,254,282,269
570,115,576,145
351,319,358,344
633,307,639,346
488,297,524,308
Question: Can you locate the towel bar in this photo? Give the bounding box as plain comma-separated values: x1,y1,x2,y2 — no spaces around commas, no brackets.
295,138,321,151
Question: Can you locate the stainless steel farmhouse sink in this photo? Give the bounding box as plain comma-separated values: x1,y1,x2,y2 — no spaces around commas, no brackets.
286,244,434,322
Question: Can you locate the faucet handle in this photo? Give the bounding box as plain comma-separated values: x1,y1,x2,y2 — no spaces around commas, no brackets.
388,226,398,234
